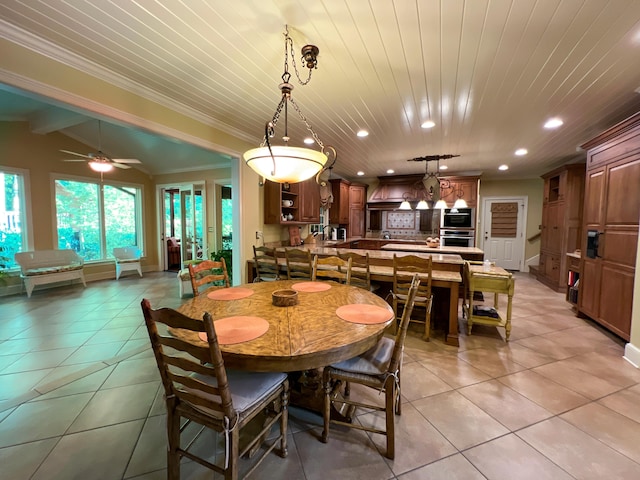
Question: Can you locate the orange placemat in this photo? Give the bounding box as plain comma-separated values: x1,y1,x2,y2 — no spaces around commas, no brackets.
336,304,393,324
291,282,331,292
207,287,254,301
198,316,269,345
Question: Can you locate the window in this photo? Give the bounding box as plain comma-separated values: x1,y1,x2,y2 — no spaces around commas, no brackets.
55,178,143,262
0,167,31,269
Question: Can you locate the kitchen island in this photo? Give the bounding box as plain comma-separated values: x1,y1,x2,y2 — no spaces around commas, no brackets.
380,243,484,262
247,244,465,346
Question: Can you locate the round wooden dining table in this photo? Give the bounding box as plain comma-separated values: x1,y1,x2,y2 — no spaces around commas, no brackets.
176,279,394,373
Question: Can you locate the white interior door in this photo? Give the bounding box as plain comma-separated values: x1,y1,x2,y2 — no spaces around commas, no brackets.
180,183,207,262
481,196,527,271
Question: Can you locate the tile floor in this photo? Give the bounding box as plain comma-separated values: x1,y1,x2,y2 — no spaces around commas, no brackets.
1,272,639,479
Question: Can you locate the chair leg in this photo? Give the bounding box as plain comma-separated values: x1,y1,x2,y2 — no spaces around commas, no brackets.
423,307,431,341
395,365,402,416
279,386,289,457
384,378,396,460
226,428,240,480
321,370,331,443
167,410,181,480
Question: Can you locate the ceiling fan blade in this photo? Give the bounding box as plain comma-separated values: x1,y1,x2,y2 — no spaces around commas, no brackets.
60,149,91,159
112,158,142,164
111,162,131,169
62,159,88,162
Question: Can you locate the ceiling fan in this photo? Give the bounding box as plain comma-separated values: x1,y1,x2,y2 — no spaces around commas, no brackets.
61,120,141,172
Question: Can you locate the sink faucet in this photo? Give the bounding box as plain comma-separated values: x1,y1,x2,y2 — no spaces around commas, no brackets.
321,225,333,240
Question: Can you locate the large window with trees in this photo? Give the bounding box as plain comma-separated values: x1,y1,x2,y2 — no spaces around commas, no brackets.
55,177,143,262
0,167,30,269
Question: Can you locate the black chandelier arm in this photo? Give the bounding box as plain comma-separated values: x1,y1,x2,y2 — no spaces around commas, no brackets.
408,154,460,162
315,146,337,185
284,26,314,86
263,121,277,177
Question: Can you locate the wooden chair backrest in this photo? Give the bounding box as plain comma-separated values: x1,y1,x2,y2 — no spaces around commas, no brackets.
253,246,280,281
392,254,432,299
188,258,230,296
312,255,352,284
285,248,313,280
338,250,371,290
388,274,422,374
140,299,236,423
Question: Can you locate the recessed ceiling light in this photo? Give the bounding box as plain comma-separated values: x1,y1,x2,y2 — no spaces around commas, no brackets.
439,165,448,170
544,118,563,129
386,169,394,174
357,171,365,176
357,130,369,137
421,120,435,129
498,164,509,171
303,137,314,145
515,148,528,156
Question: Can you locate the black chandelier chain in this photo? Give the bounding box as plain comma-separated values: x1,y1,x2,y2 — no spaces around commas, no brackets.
283,27,314,86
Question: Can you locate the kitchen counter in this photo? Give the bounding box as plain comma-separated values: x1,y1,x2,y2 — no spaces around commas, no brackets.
380,243,484,261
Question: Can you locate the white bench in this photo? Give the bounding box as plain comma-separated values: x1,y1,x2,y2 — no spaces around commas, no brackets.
15,249,86,298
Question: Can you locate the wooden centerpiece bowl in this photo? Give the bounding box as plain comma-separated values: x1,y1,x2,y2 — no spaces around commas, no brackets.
272,289,298,307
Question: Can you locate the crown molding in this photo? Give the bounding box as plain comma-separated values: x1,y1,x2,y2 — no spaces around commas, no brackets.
0,20,255,145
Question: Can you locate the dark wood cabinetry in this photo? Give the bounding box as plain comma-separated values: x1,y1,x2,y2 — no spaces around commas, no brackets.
264,178,320,224
329,179,350,224
536,164,585,292
348,183,366,237
439,176,479,208
578,112,640,340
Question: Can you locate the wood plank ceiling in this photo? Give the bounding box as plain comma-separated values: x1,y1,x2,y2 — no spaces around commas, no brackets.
1,0,640,179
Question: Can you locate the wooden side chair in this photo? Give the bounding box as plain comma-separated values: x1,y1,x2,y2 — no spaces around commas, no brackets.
187,258,230,296
391,254,433,340
140,299,289,480
284,248,313,280
253,245,280,282
337,250,373,291
321,274,424,460
312,255,352,284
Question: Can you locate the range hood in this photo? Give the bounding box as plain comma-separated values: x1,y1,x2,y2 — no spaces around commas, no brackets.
367,174,425,209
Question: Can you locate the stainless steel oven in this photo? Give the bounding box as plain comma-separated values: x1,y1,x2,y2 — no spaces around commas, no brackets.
440,229,475,247
441,208,474,229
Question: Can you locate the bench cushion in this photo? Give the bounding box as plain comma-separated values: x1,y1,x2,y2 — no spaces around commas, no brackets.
23,264,83,276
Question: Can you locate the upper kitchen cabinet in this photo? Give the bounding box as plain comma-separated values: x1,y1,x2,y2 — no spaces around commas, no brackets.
263,177,320,224
578,112,640,341
349,183,366,238
438,176,479,208
329,179,350,224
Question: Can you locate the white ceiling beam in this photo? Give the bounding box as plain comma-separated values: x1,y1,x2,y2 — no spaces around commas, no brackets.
29,108,87,134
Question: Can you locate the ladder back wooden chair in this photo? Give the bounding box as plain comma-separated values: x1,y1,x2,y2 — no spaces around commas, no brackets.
284,248,313,280
337,250,373,291
311,255,352,284
141,299,289,480
321,274,424,460
252,245,280,282
187,258,230,296
391,254,433,340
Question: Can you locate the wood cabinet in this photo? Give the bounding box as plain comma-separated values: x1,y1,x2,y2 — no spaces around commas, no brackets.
368,210,381,231
263,178,320,224
578,112,640,340
536,164,585,292
348,183,366,237
439,176,479,208
329,179,350,224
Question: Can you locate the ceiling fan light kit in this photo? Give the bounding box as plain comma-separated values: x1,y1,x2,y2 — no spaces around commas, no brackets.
243,26,336,184
61,120,142,173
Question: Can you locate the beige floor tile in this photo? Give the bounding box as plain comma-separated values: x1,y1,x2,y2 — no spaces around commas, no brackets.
0,393,93,447
517,417,640,479
101,356,160,389
295,424,394,480
397,453,486,479
396,362,453,401
562,351,640,387
0,438,59,480
31,420,145,480
498,370,589,414
496,341,556,368
418,353,491,388
124,415,169,478
358,403,457,475
561,402,640,464
532,360,625,399
458,379,553,430
464,433,574,479
413,390,509,450
511,335,577,360
598,384,640,423
456,348,527,378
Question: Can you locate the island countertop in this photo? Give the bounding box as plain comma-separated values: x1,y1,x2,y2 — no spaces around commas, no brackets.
380,243,484,255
